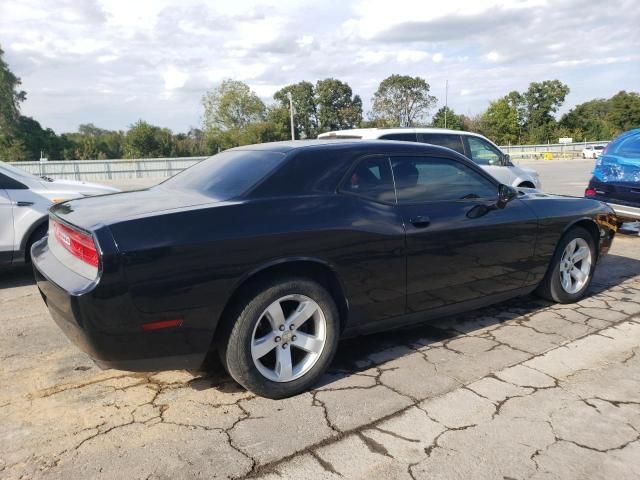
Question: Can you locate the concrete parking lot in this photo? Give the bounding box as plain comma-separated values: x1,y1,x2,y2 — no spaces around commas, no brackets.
1,158,639,479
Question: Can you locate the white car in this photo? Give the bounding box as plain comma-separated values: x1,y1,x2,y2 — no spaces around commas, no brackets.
318,128,542,190
0,161,119,267
582,145,605,159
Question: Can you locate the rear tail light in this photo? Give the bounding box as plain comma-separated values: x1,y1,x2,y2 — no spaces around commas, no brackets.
585,188,597,197
49,217,100,280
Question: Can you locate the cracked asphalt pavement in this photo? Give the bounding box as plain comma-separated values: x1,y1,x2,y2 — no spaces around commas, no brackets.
1,234,638,479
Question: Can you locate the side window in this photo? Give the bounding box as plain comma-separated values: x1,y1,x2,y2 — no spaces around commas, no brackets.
378,133,417,142
419,133,465,155
341,157,395,203
0,173,27,190
466,137,503,165
391,156,496,204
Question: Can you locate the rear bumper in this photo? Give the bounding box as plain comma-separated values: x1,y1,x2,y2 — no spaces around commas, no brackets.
606,202,640,221
32,237,212,372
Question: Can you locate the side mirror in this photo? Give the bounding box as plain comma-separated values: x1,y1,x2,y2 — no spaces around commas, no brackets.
496,184,517,208
502,153,512,166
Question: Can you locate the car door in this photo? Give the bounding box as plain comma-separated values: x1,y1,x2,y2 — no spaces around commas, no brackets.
0,182,15,264
464,136,516,186
390,154,539,313
337,155,408,329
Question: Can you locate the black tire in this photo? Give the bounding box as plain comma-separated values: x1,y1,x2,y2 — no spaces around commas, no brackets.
25,223,48,263
219,276,340,399
535,226,596,303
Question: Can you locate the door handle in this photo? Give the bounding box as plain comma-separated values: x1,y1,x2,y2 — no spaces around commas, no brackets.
409,216,431,228
16,201,35,207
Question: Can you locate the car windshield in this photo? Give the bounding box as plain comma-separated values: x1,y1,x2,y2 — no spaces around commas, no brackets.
158,150,287,200
594,146,604,150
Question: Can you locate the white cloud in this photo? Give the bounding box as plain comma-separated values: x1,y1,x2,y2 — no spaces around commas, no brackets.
486,50,502,62
163,66,188,91
97,54,118,63
397,50,429,63
0,0,637,132
296,35,314,48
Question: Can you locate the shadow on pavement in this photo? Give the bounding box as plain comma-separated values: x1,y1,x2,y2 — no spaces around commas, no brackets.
190,251,640,394
0,265,35,289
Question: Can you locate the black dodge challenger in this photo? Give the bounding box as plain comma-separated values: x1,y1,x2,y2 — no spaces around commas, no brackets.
32,140,617,398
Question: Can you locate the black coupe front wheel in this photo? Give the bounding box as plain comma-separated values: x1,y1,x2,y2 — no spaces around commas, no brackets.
536,226,596,303
219,277,340,399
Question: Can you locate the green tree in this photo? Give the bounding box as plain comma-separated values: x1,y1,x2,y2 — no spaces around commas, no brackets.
123,120,162,158
0,45,26,136
523,80,570,143
0,45,28,160
273,81,318,139
479,91,525,144
558,98,612,141
315,78,362,132
608,91,640,133
558,91,640,141
370,74,437,127
0,138,28,161
202,79,265,131
431,106,463,130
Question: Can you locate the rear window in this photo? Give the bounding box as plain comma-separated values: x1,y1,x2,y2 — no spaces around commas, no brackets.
159,150,286,199
379,133,417,142
608,134,640,157
419,133,465,155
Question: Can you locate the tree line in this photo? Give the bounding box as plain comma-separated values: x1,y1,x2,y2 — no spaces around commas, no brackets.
1,46,638,161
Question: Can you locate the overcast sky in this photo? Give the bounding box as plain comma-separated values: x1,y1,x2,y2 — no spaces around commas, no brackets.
1,0,638,134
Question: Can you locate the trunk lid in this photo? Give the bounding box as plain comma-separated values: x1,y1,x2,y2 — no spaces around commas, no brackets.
49,186,216,230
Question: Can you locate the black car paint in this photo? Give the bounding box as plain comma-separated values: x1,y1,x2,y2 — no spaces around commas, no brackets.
32,140,616,372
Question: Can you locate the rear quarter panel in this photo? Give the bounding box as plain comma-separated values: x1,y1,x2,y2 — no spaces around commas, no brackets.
108,194,406,328
520,194,616,283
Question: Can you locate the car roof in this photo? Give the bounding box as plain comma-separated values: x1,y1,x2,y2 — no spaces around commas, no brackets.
229,139,466,157
229,139,364,153
317,127,487,139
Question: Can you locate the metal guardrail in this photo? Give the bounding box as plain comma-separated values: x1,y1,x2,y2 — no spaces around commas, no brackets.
500,141,608,154
7,141,609,181
9,157,207,181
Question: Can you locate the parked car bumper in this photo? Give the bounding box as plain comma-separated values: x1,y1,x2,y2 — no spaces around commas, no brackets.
31,236,212,372
606,202,640,222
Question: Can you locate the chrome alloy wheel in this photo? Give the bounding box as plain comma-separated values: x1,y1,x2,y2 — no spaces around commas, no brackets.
559,238,592,294
250,294,327,382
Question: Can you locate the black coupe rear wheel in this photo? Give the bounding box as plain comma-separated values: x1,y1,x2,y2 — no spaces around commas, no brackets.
219,277,339,399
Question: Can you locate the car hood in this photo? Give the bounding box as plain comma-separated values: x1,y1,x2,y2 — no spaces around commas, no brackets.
515,165,539,176
42,178,120,194
49,186,228,231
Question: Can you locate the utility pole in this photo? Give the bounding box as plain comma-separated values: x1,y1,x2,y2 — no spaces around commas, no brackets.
287,91,295,140
444,79,448,129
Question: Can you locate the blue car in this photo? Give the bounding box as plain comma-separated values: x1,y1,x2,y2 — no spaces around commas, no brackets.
585,128,640,222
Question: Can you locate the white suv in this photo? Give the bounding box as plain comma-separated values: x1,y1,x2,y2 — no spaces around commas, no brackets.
0,161,119,267
318,128,542,190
